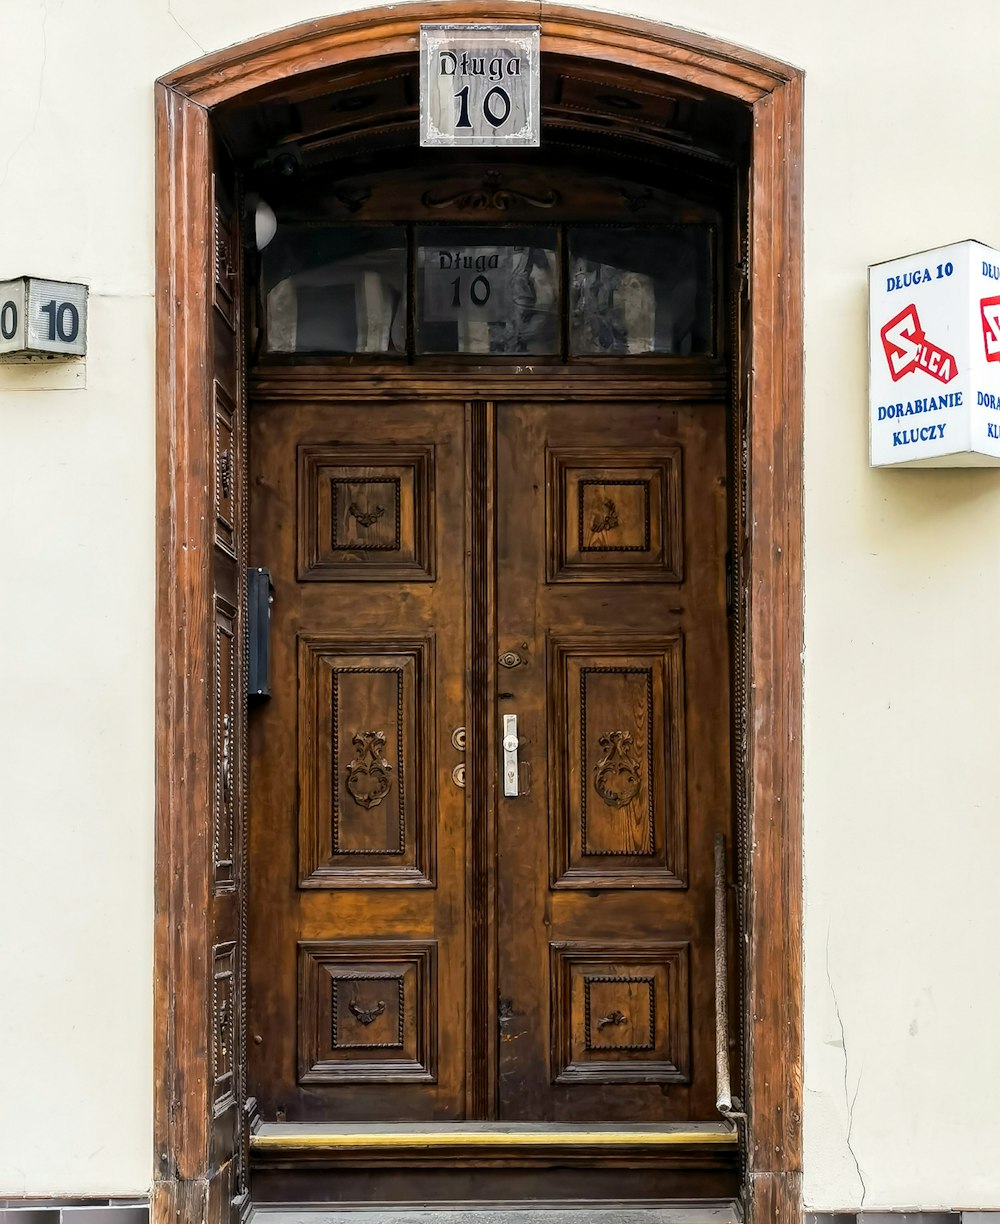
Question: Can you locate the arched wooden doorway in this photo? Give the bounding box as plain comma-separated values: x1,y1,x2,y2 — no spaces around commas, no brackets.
154,7,802,1222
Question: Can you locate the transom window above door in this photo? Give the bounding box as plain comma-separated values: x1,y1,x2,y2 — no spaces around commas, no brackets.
260,223,715,359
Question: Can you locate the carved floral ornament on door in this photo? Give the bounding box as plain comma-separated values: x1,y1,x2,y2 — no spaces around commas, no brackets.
153,7,802,1223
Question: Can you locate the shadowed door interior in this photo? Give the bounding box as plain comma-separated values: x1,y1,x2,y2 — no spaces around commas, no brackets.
247,391,730,1123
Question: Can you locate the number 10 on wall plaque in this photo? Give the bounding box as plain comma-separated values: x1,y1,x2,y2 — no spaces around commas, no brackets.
0,276,88,360
420,24,540,147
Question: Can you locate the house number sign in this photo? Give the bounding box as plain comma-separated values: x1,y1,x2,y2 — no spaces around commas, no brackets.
423,245,514,322
0,276,88,361
420,24,540,147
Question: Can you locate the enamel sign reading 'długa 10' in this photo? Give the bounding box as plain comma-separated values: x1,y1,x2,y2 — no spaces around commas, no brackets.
869,240,1000,467
420,24,540,147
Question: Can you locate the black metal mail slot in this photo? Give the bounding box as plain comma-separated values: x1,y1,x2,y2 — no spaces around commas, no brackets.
248,567,273,698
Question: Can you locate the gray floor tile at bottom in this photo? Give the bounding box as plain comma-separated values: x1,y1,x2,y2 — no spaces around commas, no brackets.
60,1210,149,1223
858,1214,957,1223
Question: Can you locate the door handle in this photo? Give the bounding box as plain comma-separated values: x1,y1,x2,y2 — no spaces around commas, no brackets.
502,714,519,797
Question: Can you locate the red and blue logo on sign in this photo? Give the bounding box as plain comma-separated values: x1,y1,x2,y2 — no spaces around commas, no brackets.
880,304,957,384
981,295,1000,365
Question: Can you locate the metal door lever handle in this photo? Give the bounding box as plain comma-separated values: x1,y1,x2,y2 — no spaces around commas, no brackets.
502,713,519,797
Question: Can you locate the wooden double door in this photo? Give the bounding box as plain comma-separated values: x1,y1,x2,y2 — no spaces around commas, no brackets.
248,385,731,1125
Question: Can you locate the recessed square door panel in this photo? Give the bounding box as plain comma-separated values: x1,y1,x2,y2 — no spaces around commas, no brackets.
298,635,435,887
547,446,682,582
298,940,437,1083
297,444,435,581
550,635,687,888
550,942,691,1084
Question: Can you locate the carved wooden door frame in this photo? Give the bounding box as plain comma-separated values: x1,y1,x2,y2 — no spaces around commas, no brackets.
154,7,803,1222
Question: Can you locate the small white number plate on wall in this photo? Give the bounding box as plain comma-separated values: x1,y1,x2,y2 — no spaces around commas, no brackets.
0,276,88,360
420,24,540,148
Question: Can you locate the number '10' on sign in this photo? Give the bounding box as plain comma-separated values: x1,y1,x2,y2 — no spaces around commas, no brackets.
2,300,80,342
0,277,88,357
39,300,81,343
454,84,512,130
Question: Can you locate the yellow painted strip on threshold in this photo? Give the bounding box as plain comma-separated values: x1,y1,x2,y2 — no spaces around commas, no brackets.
251,1130,738,1150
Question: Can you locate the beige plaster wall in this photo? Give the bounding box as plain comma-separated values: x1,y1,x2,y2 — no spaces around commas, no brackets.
0,0,996,1208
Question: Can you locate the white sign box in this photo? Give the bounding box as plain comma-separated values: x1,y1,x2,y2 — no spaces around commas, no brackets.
0,276,88,361
420,24,540,148
869,240,1000,466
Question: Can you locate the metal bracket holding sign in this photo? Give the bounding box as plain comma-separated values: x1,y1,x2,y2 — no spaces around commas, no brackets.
0,277,88,362
420,24,540,148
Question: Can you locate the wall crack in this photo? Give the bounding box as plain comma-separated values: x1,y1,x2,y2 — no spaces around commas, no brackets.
826,928,867,1206
167,1,206,53
0,1,48,192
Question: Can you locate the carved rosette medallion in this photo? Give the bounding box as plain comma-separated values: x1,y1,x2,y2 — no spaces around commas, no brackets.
590,497,620,535
349,502,386,528
348,998,387,1026
594,730,642,808
345,730,393,810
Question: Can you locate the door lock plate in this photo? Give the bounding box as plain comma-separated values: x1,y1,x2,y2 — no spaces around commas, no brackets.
502,714,519,797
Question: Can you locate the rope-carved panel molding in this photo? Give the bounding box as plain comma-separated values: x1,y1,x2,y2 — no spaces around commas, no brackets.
299,941,437,1083
213,379,237,559
549,636,687,890
213,596,238,894
298,445,435,582
297,636,436,888
547,447,683,583
212,941,237,1113
333,974,404,1047
550,941,690,1084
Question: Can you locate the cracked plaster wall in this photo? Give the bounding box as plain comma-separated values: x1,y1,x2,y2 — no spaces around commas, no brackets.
1,0,999,1209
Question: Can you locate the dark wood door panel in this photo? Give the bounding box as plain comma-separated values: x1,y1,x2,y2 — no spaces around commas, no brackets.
297,443,436,582
550,941,691,1085
547,446,684,584
549,633,687,888
495,399,730,1123
298,940,438,1085
249,399,468,1122
297,635,437,887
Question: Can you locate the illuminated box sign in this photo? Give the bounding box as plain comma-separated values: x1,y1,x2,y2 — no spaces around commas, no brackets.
420,24,540,147
869,240,1000,466
0,276,88,360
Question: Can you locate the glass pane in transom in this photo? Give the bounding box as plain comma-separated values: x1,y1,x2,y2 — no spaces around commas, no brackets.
570,226,713,357
262,226,407,354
